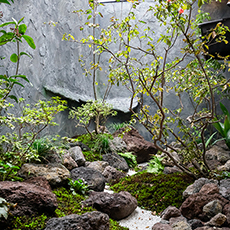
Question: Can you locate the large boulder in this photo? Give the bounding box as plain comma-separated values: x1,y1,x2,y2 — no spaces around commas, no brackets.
71,167,105,192
0,181,57,216
102,152,129,172
114,127,157,163
44,211,110,230
17,163,70,187
82,191,137,220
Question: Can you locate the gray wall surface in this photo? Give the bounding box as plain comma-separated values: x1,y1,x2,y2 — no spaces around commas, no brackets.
1,0,230,141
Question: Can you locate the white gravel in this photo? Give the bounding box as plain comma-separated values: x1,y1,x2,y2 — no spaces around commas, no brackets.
118,207,161,230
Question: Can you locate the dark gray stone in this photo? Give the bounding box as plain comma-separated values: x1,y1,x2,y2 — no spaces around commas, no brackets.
102,165,126,183
102,152,129,172
69,146,86,167
71,167,105,192
44,211,110,230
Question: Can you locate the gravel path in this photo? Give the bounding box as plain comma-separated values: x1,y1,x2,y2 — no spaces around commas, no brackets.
118,207,161,230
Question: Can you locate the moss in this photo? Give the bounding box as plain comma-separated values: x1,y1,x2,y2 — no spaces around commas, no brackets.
2,187,127,230
110,172,195,215
53,187,95,216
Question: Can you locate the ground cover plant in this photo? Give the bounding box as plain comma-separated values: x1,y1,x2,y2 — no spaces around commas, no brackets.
110,172,195,215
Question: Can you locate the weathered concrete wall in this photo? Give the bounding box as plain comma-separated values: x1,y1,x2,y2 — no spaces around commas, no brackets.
1,0,230,140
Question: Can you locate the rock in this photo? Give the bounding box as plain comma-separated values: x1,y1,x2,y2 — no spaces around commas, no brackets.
217,160,230,171
82,191,137,220
102,152,129,172
0,181,57,216
71,167,105,192
188,219,204,229
196,227,229,230
199,184,219,195
205,213,227,227
169,216,187,226
206,144,230,170
161,206,181,220
183,178,218,199
24,176,52,191
171,220,192,230
44,211,110,230
62,150,78,170
163,166,182,174
113,127,158,163
17,163,70,187
203,200,222,219
69,146,86,166
180,191,228,221
109,136,127,153
86,161,109,173
102,165,126,183
152,222,173,230
223,202,230,225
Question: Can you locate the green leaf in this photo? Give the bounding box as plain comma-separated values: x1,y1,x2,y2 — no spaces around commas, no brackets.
0,32,15,45
11,75,29,83
0,0,11,5
213,121,225,138
18,17,24,24
8,95,18,103
220,103,230,117
226,129,230,149
205,132,216,148
21,35,36,49
19,52,31,58
0,75,9,81
10,53,18,63
0,21,16,28
13,82,24,87
18,24,27,35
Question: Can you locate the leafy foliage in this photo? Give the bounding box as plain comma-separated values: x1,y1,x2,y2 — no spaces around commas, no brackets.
213,103,230,149
69,100,117,137
68,178,89,195
146,156,165,174
117,152,137,168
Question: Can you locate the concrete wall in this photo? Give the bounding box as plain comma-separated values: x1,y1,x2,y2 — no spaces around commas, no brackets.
1,0,230,140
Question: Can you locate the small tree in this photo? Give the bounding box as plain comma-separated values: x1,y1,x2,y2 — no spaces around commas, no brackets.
69,100,117,139
72,0,229,178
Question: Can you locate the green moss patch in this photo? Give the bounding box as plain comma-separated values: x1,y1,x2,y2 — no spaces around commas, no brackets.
110,172,195,215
